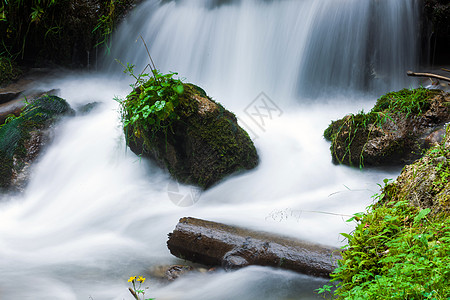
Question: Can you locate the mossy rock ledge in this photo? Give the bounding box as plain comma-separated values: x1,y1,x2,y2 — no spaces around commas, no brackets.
383,124,450,216
324,88,450,167
0,95,74,191
126,84,259,189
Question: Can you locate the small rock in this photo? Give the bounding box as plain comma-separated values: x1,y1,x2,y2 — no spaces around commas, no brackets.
165,265,194,281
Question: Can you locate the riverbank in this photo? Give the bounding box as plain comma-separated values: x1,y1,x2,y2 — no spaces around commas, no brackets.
328,125,450,298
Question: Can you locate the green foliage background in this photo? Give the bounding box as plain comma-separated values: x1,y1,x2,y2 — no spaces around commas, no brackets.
0,0,135,67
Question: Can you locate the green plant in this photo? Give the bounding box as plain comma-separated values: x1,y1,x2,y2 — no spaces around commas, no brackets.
128,276,154,300
92,0,128,54
116,58,184,148
315,284,335,299
324,175,450,299
1,0,134,66
0,0,60,59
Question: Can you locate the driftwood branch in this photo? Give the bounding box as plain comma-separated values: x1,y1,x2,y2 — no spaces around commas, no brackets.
167,217,342,278
407,70,450,84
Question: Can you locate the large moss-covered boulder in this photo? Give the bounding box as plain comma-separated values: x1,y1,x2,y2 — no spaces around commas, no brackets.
123,81,258,189
324,88,450,167
0,95,74,190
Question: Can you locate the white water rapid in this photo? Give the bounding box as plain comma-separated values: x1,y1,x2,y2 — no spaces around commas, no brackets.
0,0,421,299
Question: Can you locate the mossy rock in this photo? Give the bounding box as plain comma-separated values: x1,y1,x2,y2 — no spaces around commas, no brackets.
0,95,74,190
383,125,450,216
126,83,259,189
324,88,450,167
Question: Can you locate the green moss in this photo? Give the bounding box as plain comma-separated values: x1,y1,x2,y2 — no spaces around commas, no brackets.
0,95,73,189
124,80,258,189
371,87,439,116
323,88,441,167
329,127,450,299
0,56,22,86
21,94,74,125
324,111,380,166
186,105,258,188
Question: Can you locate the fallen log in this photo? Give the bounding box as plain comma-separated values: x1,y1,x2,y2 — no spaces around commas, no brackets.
406,70,450,84
167,217,342,278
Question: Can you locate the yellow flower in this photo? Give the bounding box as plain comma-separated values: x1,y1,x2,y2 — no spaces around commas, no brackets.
137,276,146,283
128,276,136,282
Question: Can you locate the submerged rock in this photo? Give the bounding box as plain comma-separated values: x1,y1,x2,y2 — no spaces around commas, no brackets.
126,83,258,189
324,88,450,167
0,95,74,191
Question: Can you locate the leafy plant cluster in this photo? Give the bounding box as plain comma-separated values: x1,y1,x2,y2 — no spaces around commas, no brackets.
318,175,450,299
323,88,439,167
92,0,132,53
116,61,185,144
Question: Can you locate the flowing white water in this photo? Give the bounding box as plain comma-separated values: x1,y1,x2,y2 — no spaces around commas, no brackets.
0,0,420,299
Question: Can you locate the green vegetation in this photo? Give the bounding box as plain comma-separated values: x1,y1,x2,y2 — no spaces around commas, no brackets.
0,0,133,67
323,88,440,167
331,201,450,299
116,62,185,149
0,95,73,189
319,127,450,299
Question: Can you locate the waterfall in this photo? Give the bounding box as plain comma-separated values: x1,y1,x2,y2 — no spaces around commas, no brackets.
108,0,420,101
0,0,420,299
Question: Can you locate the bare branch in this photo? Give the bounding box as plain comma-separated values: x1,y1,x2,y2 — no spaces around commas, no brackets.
407,71,450,85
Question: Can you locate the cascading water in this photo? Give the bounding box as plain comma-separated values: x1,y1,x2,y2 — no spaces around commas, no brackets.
0,0,420,299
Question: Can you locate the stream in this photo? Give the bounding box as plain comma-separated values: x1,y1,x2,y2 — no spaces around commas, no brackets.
0,0,422,299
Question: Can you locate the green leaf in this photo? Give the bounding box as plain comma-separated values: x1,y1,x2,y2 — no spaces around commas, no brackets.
154,100,165,111
165,101,174,113
173,84,184,94
414,208,431,223
340,232,353,241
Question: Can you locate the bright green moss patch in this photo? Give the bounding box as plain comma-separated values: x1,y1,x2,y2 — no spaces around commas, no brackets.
371,87,439,116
